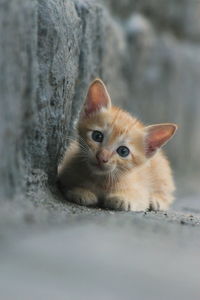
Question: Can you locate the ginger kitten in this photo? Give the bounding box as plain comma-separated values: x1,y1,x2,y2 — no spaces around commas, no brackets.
58,79,177,211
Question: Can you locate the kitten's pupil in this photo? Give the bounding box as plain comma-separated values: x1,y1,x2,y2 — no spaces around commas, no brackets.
117,146,130,157
92,130,104,143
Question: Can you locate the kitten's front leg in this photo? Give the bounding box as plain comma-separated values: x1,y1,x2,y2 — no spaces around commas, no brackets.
65,187,98,207
104,193,148,212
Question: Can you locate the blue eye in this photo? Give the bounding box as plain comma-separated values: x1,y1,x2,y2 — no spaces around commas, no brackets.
117,146,130,157
92,130,104,143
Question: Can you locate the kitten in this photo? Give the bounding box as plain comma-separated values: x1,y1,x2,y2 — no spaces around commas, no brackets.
58,79,177,211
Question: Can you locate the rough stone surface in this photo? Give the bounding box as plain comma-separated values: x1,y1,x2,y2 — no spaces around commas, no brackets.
0,0,37,201
0,0,128,213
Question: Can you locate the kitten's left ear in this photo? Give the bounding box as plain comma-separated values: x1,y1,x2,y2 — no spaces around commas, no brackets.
83,79,111,116
144,123,177,158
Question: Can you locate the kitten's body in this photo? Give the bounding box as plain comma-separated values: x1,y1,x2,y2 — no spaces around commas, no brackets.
58,80,177,211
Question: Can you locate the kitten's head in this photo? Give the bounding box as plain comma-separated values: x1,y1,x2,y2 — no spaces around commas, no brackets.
78,79,177,176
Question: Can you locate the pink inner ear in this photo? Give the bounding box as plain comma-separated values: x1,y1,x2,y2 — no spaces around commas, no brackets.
84,80,111,116
145,124,177,157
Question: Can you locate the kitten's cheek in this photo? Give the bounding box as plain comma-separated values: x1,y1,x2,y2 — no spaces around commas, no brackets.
127,161,136,170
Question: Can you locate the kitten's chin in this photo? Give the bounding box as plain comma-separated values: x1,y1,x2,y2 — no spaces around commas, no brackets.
88,162,115,176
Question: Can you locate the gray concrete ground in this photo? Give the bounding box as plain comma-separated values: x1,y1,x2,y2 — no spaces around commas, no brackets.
0,192,200,300
0,214,200,300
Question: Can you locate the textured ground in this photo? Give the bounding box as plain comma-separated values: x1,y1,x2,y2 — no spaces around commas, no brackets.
0,209,200,300
0,192,200,300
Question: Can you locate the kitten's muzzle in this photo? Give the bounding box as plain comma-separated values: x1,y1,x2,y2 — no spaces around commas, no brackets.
96,149,110,165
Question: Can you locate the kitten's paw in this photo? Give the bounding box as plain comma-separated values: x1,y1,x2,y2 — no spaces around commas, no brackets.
149,195,170,211
104,195,148,212
66,188,98,207
104,195,132,211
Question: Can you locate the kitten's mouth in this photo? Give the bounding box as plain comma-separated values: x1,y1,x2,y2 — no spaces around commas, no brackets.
89,161,114,174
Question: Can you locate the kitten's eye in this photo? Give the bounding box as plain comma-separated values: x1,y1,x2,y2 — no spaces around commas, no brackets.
92,130,104,143
117,146,130,157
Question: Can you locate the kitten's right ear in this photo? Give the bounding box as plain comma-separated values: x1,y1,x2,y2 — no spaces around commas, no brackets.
82,79,112,117
144,123,177,158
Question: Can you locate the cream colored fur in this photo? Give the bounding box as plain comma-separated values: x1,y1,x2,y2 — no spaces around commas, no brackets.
58,79,177,211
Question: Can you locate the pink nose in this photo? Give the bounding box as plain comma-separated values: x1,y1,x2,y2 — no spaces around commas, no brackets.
96,151,109,164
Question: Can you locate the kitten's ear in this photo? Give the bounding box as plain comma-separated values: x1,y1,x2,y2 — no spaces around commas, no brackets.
144,123,177,158
83,79,111,116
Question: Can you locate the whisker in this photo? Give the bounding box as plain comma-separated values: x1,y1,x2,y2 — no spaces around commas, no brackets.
65,136,90,154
